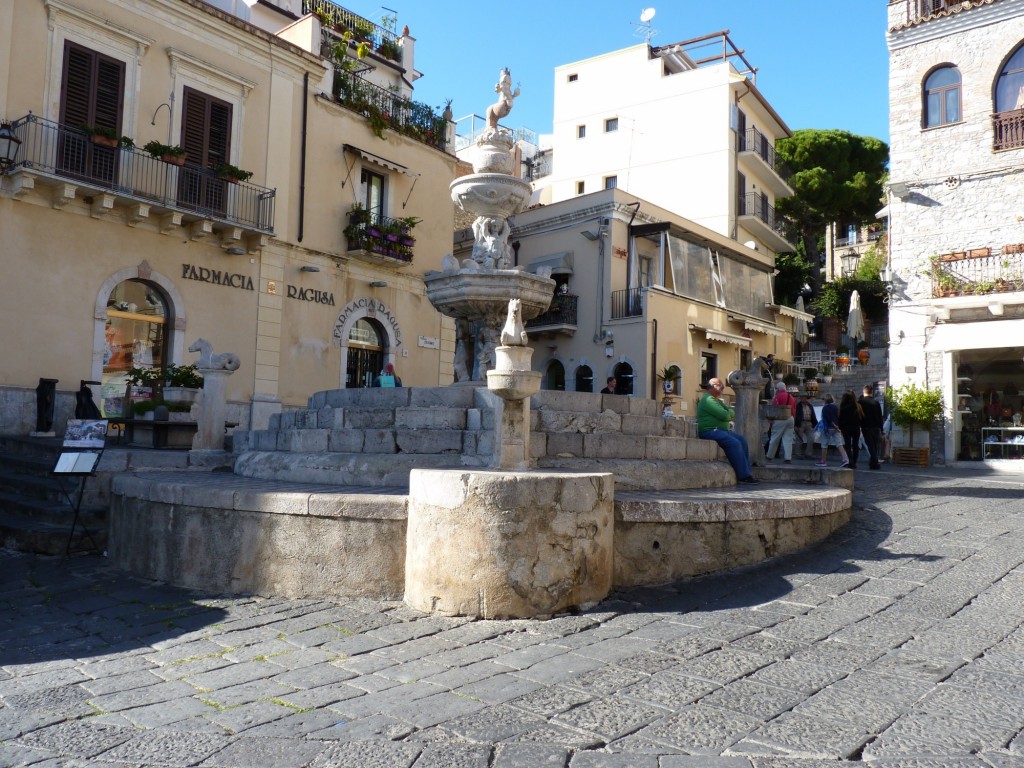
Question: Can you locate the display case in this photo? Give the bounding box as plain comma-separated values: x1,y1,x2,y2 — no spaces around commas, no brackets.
982,427,1024,461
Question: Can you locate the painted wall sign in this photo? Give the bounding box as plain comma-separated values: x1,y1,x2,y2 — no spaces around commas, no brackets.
286,285,336,305
333,297,402,348
418,336,440,349
181,264,255,291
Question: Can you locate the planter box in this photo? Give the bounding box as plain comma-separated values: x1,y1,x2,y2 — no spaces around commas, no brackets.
893,447,929,466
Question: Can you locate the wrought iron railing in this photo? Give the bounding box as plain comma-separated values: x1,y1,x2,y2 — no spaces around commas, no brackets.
993,109,1024,151
526,293,578,329
611,288,644,319
7,114,275,232
303,0,399,61
344,210,415,263
332,71,449,151
931,250,1024,298
738,192,787,239
739,127,791,182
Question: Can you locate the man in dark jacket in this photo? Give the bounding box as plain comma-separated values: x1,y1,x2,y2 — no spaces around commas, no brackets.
793,393,817,459
859,384,884,470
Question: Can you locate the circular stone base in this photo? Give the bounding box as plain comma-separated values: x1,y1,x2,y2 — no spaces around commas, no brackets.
405,469,614,619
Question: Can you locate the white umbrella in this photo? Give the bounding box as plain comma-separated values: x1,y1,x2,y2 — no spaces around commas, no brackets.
847,289,864,344
794,295,809,344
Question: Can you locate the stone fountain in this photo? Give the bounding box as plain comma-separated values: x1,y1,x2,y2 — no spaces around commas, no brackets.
407,72,613,619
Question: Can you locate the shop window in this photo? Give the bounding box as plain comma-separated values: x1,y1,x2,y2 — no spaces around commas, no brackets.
100,280,168,417
923,65,960,127
346,317,386,389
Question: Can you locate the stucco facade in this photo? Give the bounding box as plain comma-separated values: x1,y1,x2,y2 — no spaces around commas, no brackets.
0,0,457,436
542,38,795,258
887,0,1024,464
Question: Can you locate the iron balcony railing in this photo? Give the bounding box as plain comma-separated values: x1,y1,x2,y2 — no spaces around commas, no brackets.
907,0,963,22
345,210,415,263
303,0,399,60
738,127,791,182
526,293,578,329
738,192,788,239
7,114,275,232
931,250,1024,298
332,71,449,151
611,288,644,319
993,109,1024,151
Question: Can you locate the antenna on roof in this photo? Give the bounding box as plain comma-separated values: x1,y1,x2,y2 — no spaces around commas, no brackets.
636,8,657,45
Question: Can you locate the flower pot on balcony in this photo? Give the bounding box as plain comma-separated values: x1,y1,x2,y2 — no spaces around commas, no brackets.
367,227,382,238
858,349,870,365
385,233,399,243
161,153,187,166
91,134,119,149
399,236,415,247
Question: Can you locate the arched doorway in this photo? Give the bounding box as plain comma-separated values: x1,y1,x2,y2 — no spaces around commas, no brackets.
346,317,386,389
613,362,634,396
100,279,169,416
544,360,565,391
575,364,593,393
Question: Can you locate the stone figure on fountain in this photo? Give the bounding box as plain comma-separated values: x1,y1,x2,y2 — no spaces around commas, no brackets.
486,68,520,136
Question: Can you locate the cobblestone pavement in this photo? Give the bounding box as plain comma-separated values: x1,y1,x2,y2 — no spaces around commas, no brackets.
3,465,1024,767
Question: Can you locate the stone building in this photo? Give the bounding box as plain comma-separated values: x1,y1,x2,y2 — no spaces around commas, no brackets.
0,0,457,436
887,0,1024,464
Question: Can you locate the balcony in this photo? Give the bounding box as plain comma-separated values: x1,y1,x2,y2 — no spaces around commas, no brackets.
738,127,792,196
931,250,1024,298
525,293,578,336
303,0,401,64
333,71,449,152
5,115,275,236
611,288,643,320
738,192,795,252
993,109,1024,151
344,211,415,267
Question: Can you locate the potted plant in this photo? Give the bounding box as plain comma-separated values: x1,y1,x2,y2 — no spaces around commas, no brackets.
376,37,401,62
886,383,944,465
820,363,834,383
836,344,851,369
215,162,253,183
143,140,188,166
784,371,801,394
856,340,870,365
162,363,203,405
82,125,128,148
657,365,681,395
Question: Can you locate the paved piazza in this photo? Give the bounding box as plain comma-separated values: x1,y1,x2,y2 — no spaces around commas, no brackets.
3,465,1024,767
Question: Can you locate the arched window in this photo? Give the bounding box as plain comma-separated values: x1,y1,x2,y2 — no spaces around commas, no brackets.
613,362,634,396
996,44,1024,113
101,280,168,416
544,360,565,391
575,365,593,393
924,66,961,127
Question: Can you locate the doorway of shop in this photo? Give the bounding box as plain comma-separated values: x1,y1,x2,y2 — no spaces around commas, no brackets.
346,317,387,388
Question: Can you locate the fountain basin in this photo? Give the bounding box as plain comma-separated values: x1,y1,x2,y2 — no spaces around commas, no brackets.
450,173,533,219
423,269,554,322
487,369,541,401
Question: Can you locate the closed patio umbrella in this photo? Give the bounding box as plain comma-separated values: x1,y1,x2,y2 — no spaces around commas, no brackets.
846,289,864,345
794,295,809,344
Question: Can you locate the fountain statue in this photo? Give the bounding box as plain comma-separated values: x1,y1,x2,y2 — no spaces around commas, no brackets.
424,68,555,382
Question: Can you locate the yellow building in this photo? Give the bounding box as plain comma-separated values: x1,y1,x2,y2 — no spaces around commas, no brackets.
0,0,457,435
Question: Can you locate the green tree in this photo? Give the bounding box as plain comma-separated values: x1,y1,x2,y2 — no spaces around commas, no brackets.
885,383,944,448
775,129,889,296
773,244,813,307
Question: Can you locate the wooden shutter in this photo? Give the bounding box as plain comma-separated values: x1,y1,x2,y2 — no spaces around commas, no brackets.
181,87,232,169
59,41,124,133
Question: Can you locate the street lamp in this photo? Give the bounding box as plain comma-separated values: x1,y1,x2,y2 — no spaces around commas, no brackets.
0,122,22,171
840,249,860,277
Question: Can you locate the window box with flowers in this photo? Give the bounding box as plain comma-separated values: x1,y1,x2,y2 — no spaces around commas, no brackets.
83,125,133,149
143,140,188,166
215,162,253,184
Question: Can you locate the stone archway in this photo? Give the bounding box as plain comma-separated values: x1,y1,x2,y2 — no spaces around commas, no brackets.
332,297,403,388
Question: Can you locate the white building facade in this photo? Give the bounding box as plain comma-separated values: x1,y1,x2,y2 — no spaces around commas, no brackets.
887,0,1024,465
541,33,795,259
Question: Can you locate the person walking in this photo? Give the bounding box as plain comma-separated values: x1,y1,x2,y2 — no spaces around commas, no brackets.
794,394,818,458
697,378,758,484
816,393,850,468
838,390,863,468
766,381,796,463
859,384,884,469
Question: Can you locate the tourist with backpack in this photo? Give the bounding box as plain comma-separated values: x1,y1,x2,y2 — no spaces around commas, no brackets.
766,381,797,463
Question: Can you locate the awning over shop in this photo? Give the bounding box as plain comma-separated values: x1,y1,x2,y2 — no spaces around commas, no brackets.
731,316,787,336
766,303,815,323
343,144,420,177
689,324,751,348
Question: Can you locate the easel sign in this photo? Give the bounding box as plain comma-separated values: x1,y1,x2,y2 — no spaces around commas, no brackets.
53,419,108,556
62,419,108,449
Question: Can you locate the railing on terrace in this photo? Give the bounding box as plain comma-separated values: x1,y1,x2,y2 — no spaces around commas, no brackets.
333,71,449,151
611,288,644,319
904,0,967,23
7,114,274,232
738,192,787,238
302,0,398,59
451,114,537,153
931,250,1024,298
526,293,578,329
345,211,415,263
738,127,791,182
993,109,1024,151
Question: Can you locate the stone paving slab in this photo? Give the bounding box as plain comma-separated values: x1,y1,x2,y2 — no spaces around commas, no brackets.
4,465,1024,765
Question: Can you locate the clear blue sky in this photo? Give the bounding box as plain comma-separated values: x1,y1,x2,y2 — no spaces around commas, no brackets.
361,1,889,145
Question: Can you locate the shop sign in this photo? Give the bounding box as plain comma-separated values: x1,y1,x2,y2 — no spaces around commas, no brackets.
286,285,336,305
418,336,440,349
181,264,254,291
333,297,402,347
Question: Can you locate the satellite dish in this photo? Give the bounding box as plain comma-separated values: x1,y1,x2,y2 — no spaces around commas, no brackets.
640,7,656,22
